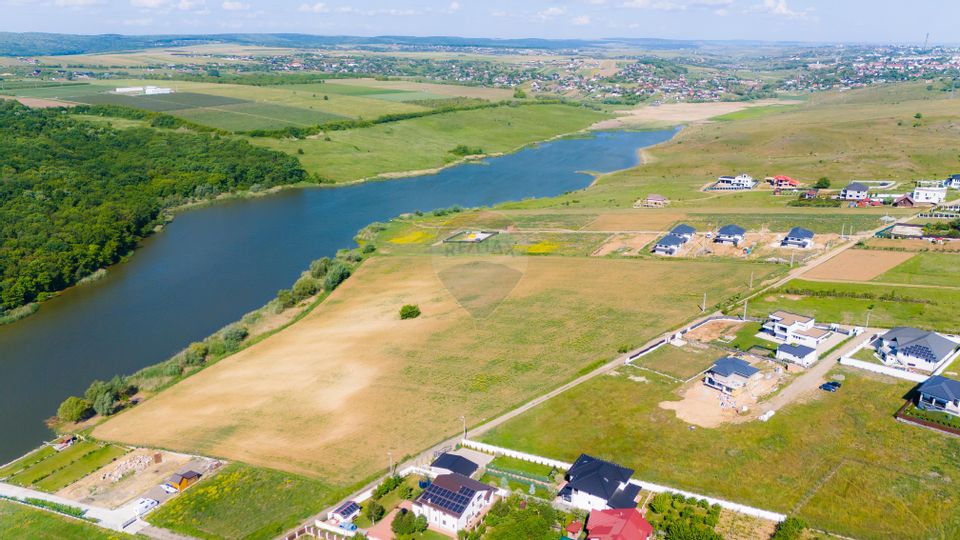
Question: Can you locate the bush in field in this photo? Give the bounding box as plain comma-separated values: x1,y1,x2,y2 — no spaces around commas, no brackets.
309,257,331,279
184,342,208,366
292,277,319,299
372,475,403,500
649,492,673,514
362,244,376,254
364,501,385,522
277,288,295,309
57,396,92,422
323,263,351,291
223,325,249,348
814,177,831,189
400,304,421,320
93,391,116,416
771,517,807,540
397,484,414,500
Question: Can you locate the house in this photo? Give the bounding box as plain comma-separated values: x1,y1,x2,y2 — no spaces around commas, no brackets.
913,182,947,205
639,194,670,208
430,452,479,478
669,224,696,242
566,520,584,539
780,227,815,249
329,500,361,523
558,454,640,511
767,175,800,189
165,470,201,492
839,182,869,201
715,173,756,190
652,234,684,256
762,311,831,348
412,473,496,533
917,375,960,417
704,357,761,395
874,327,960,373
585,508,654,540
945,174,960,189
776,343,818,367
893,194,916,208
714,224,746,246
801,189,820,200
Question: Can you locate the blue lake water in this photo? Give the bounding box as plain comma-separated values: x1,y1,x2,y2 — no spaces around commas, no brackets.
0,128,676,463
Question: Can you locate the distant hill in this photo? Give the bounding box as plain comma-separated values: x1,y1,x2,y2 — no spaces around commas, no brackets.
0,32,719,57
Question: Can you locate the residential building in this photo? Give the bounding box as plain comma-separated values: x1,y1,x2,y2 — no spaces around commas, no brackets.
639,194,670,208
762,311,831,348
715,173,756,190
913,182,947,205
776,343,818,367
585,508,654,540
559,454,640,511
165,470,201,492
801,189,820,200
329,501,361,523
917,375,960,417
669,224,696,242
839,182,870,200
652,234,684,256
412,473,496,533
566,520,584,539
714,224,746,246
874,327,960,373
430,452,478,478
945,174,960,189
767,175,800,189
704,357,761,395
780,227,815,249
893,194,916,208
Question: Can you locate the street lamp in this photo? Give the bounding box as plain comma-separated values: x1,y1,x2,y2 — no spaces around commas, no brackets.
387,451,393,475
459,415,466,441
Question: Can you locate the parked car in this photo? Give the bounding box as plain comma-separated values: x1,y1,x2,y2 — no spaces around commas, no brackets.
134,498,159,516
826,381,842,389
160,484,178,494
819,383,838,392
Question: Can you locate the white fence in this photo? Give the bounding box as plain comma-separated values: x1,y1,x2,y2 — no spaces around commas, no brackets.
838,357,928,383
462,440,786,523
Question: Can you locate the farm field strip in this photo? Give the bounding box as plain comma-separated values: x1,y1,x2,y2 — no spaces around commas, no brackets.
803,250,915,281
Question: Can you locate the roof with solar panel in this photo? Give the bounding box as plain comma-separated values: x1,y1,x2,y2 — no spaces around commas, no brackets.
414,473,494,518
882,327,959,364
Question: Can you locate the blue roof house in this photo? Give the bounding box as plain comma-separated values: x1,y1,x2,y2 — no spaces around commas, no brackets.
558,454,640,511
917,376,960,417
781,227,815,249
652,234,684,256
669,224,696,242
704,357,761,395
714,224,747,246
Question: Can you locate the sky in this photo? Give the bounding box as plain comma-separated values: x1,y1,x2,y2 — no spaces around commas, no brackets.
1,0,958,44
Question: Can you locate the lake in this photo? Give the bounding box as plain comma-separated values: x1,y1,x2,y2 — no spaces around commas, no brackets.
0,128,676,463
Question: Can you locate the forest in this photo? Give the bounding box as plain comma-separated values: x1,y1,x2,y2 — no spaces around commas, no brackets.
0,101,307,312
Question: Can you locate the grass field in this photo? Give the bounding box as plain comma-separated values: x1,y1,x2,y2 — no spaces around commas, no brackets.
5,441,128,493
251,104,609,182
635,342,725,379
147,463,342,540
0,500,134,540
749,279,960,333
873,252,960,287
0,446,56,479
480,366,960,540
95,255,775,481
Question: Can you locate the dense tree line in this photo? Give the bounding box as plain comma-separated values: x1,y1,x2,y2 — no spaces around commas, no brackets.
0,101,308,311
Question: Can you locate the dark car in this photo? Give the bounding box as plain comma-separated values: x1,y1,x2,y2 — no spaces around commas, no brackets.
819,383,838,392
826,381,842,389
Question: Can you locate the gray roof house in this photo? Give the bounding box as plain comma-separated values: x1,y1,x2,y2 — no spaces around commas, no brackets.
704,357,761,395
559,454,640,511
652,234,684,256
875,327,960,372
917,375,960,417
430,452,479,477
670,224,696,241
840,182,870,200
714,224,747,246
781,227,815,249
945,174,960,189
776,343,817,367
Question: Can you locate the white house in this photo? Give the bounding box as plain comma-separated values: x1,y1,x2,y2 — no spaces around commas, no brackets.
714,224,746,246
913,181,947,205
703,357,761,395
780,227,815,249
669,224,696,242
944,174,960,189
776,343,818,367
716,173,757,190
558,454,640,512
328,501,360,523
652,234,684,256
762,311,832,348
839,182,870,201
874,327,960,373
412,473,496,533
917,375,960,417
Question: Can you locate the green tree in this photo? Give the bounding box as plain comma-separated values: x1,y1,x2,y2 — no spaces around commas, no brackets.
323,263,352,291
513,88,527,98
309,258,331,278
93,392,116,417
184,342,208,366
400,304,421,320
57,396,92,422
814,177,831,189
364,501,385,523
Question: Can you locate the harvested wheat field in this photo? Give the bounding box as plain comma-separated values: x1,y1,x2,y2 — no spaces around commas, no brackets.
95,255,771,480
590,99,798,130
804,250,915,281
583,211,687,232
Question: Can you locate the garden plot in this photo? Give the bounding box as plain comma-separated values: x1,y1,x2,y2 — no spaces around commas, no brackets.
804,250,915,281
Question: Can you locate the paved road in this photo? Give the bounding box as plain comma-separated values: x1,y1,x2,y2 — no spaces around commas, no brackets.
0,481,137,531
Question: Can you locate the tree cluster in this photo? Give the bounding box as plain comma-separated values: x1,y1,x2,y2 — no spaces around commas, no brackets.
390,509,427,535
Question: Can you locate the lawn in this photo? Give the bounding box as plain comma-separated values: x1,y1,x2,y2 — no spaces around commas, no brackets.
250,104,608,182
873,252,960,287
725,322,775,356
147,463,344,540
6,441,128,492
6,441,97,486
0,499,135,540
0,445,56,479
748,279,960,333
480,366,960,539
487,455,556,480
73,92,248,112
682,211,891,234
636,343,726,380
172,102,348,131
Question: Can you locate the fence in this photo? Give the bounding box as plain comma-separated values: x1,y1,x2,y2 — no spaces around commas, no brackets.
894,401,960,438
838,357,928,383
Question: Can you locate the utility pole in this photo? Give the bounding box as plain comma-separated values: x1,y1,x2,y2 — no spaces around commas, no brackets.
743,299,749,321
790,252,795,267
460,415,466,441
702,292,707,312
865,311,872,329
387,451,393,475
749,271,754,289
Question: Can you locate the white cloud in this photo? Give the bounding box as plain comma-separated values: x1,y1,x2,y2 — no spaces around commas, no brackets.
221,0,249,10
297,2,327,13
123,17,154,25
54,0,103,7
130,0,168,7
448,1,460,12
753,0,810,19
622,0,732,10
177,0,205,9
537,6,566,19
572,14,591,25
336,6,420,16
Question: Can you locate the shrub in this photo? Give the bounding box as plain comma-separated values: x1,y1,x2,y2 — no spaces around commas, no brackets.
364,501,385,522
362,244,377,254
398,484,414,500
57,396,92,422
184,342,208,366
223,325,249,344
372,475,403,500
323,263,352,291
309,257,331,278
649,492,673,514
814,177,831,189
400,304,421,320
391,509,427,535
771,517,807,540
277,288,295,309
93,392,116,416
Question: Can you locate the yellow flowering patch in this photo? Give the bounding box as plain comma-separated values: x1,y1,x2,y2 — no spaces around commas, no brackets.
523,241,561,254
388,230,433,244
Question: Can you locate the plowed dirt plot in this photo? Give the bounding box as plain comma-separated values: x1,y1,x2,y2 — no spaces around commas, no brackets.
804,250,915,281
583,212,686,231
95,255,771,481
592,233,659,256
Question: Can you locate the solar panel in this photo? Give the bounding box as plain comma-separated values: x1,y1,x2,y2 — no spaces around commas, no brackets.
336,501,360,517
421,484,475,515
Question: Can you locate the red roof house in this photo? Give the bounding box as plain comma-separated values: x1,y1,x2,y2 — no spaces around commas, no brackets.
768,175,800,188
585,508,654,540
566,520,584,538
